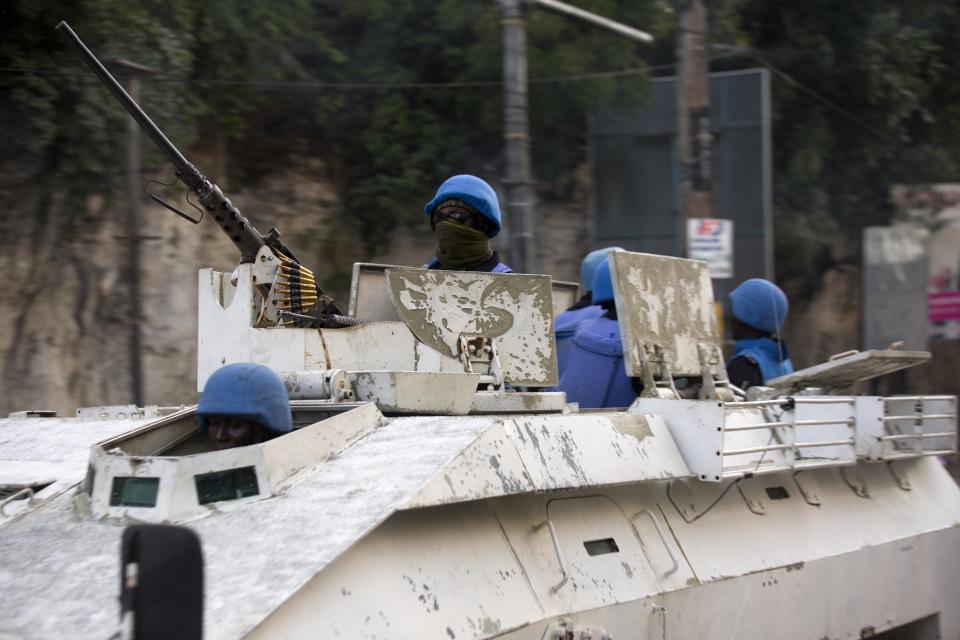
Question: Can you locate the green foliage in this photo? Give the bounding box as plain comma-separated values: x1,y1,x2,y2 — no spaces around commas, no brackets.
722,0,960,281
0,0,343,221
523,1,669,183
0,0,196,215
7,0,960,275
1,0,663,254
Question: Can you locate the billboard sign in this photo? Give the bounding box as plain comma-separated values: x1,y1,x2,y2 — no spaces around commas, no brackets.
687,218,733,278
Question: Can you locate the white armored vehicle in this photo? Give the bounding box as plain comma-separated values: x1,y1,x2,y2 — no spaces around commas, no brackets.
1,248,958,640
2,21,958,640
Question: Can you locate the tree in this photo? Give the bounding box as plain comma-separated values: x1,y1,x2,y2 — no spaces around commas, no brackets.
312,0,668,251
1,0,668,255
719,0,960,285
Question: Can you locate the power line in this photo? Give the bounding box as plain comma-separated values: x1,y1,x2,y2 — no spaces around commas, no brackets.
0,61,685,90
743,52,901,146
10,52,895,146
5,47,902,152
0,65,499,88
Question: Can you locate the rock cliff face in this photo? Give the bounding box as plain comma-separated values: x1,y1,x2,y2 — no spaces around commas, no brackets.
780,266,862,371
0,164,589,416
14,155,950,418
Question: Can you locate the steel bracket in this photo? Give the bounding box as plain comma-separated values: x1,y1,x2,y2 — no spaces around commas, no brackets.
638,341,679,399
697,342,735,402
459,336,504,390
631,509,679,577
886,460,912,491
793,470,822,506
841,467,870,498
737,478,768,515
533,518,569,592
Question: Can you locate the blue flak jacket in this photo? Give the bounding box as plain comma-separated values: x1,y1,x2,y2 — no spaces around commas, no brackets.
730,337,795,384
554,305,605,377
424,257,512,273
558,316,636,409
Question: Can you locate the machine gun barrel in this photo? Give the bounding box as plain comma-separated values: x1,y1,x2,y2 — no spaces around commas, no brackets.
56,21,356,327
56,20,266,263
57,22,195,181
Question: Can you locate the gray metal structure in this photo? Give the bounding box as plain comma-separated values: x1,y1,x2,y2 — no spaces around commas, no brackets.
863,225,930,351
589,68,772,304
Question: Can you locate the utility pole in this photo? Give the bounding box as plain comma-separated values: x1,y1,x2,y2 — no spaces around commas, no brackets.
676,0,713,252
109,59,155,407
499,0,652,273
500,0,536,273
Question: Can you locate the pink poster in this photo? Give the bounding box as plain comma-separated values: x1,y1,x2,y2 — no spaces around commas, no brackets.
930,291,960,323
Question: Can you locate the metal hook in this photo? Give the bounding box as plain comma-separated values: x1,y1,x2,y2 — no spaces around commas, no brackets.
143,175,204,225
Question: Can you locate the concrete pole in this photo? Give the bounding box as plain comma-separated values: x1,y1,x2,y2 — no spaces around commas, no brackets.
676,0,713,254
109,59,155,407
125,74,144,406
500,0,536,273
500,0,652,272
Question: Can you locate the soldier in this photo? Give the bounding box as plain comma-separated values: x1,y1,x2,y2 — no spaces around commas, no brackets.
423,175,512,273
555,247,623,376
558,257,637,408
197,363,293,450
726,278,794,389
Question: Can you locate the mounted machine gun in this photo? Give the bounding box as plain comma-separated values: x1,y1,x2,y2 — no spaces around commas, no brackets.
56,21,356,329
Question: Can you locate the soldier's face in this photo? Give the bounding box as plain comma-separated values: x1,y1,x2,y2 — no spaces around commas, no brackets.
431,206,488,233
206,416,263,450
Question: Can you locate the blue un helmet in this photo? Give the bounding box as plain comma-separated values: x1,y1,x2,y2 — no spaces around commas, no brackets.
424,174,502,238
591,257,615,304
197,363,292,434
729,278,789,334
580,246,624,290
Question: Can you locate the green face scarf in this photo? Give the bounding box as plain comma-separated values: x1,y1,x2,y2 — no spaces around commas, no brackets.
434,219,493,269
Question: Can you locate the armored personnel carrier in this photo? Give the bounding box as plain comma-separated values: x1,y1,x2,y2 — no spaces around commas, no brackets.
1,248,958,640
2,22,958,640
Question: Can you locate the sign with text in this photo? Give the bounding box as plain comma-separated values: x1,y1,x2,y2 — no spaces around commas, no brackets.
687,218,734,279
930,291,960,323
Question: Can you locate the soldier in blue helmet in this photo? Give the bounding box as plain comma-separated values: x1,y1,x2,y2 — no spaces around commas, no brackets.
557,257,638,408
423,175,512,273
197,363,293,450
554,247,623,376
726,278,794,389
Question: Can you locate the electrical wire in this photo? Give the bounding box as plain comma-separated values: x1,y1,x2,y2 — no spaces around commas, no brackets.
667,476,743,524
3,43,900,153
667,395,789,524
0,59,709,90
741,52,902,146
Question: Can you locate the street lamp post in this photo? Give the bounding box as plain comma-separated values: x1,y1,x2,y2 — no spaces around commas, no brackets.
499,0,653,273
